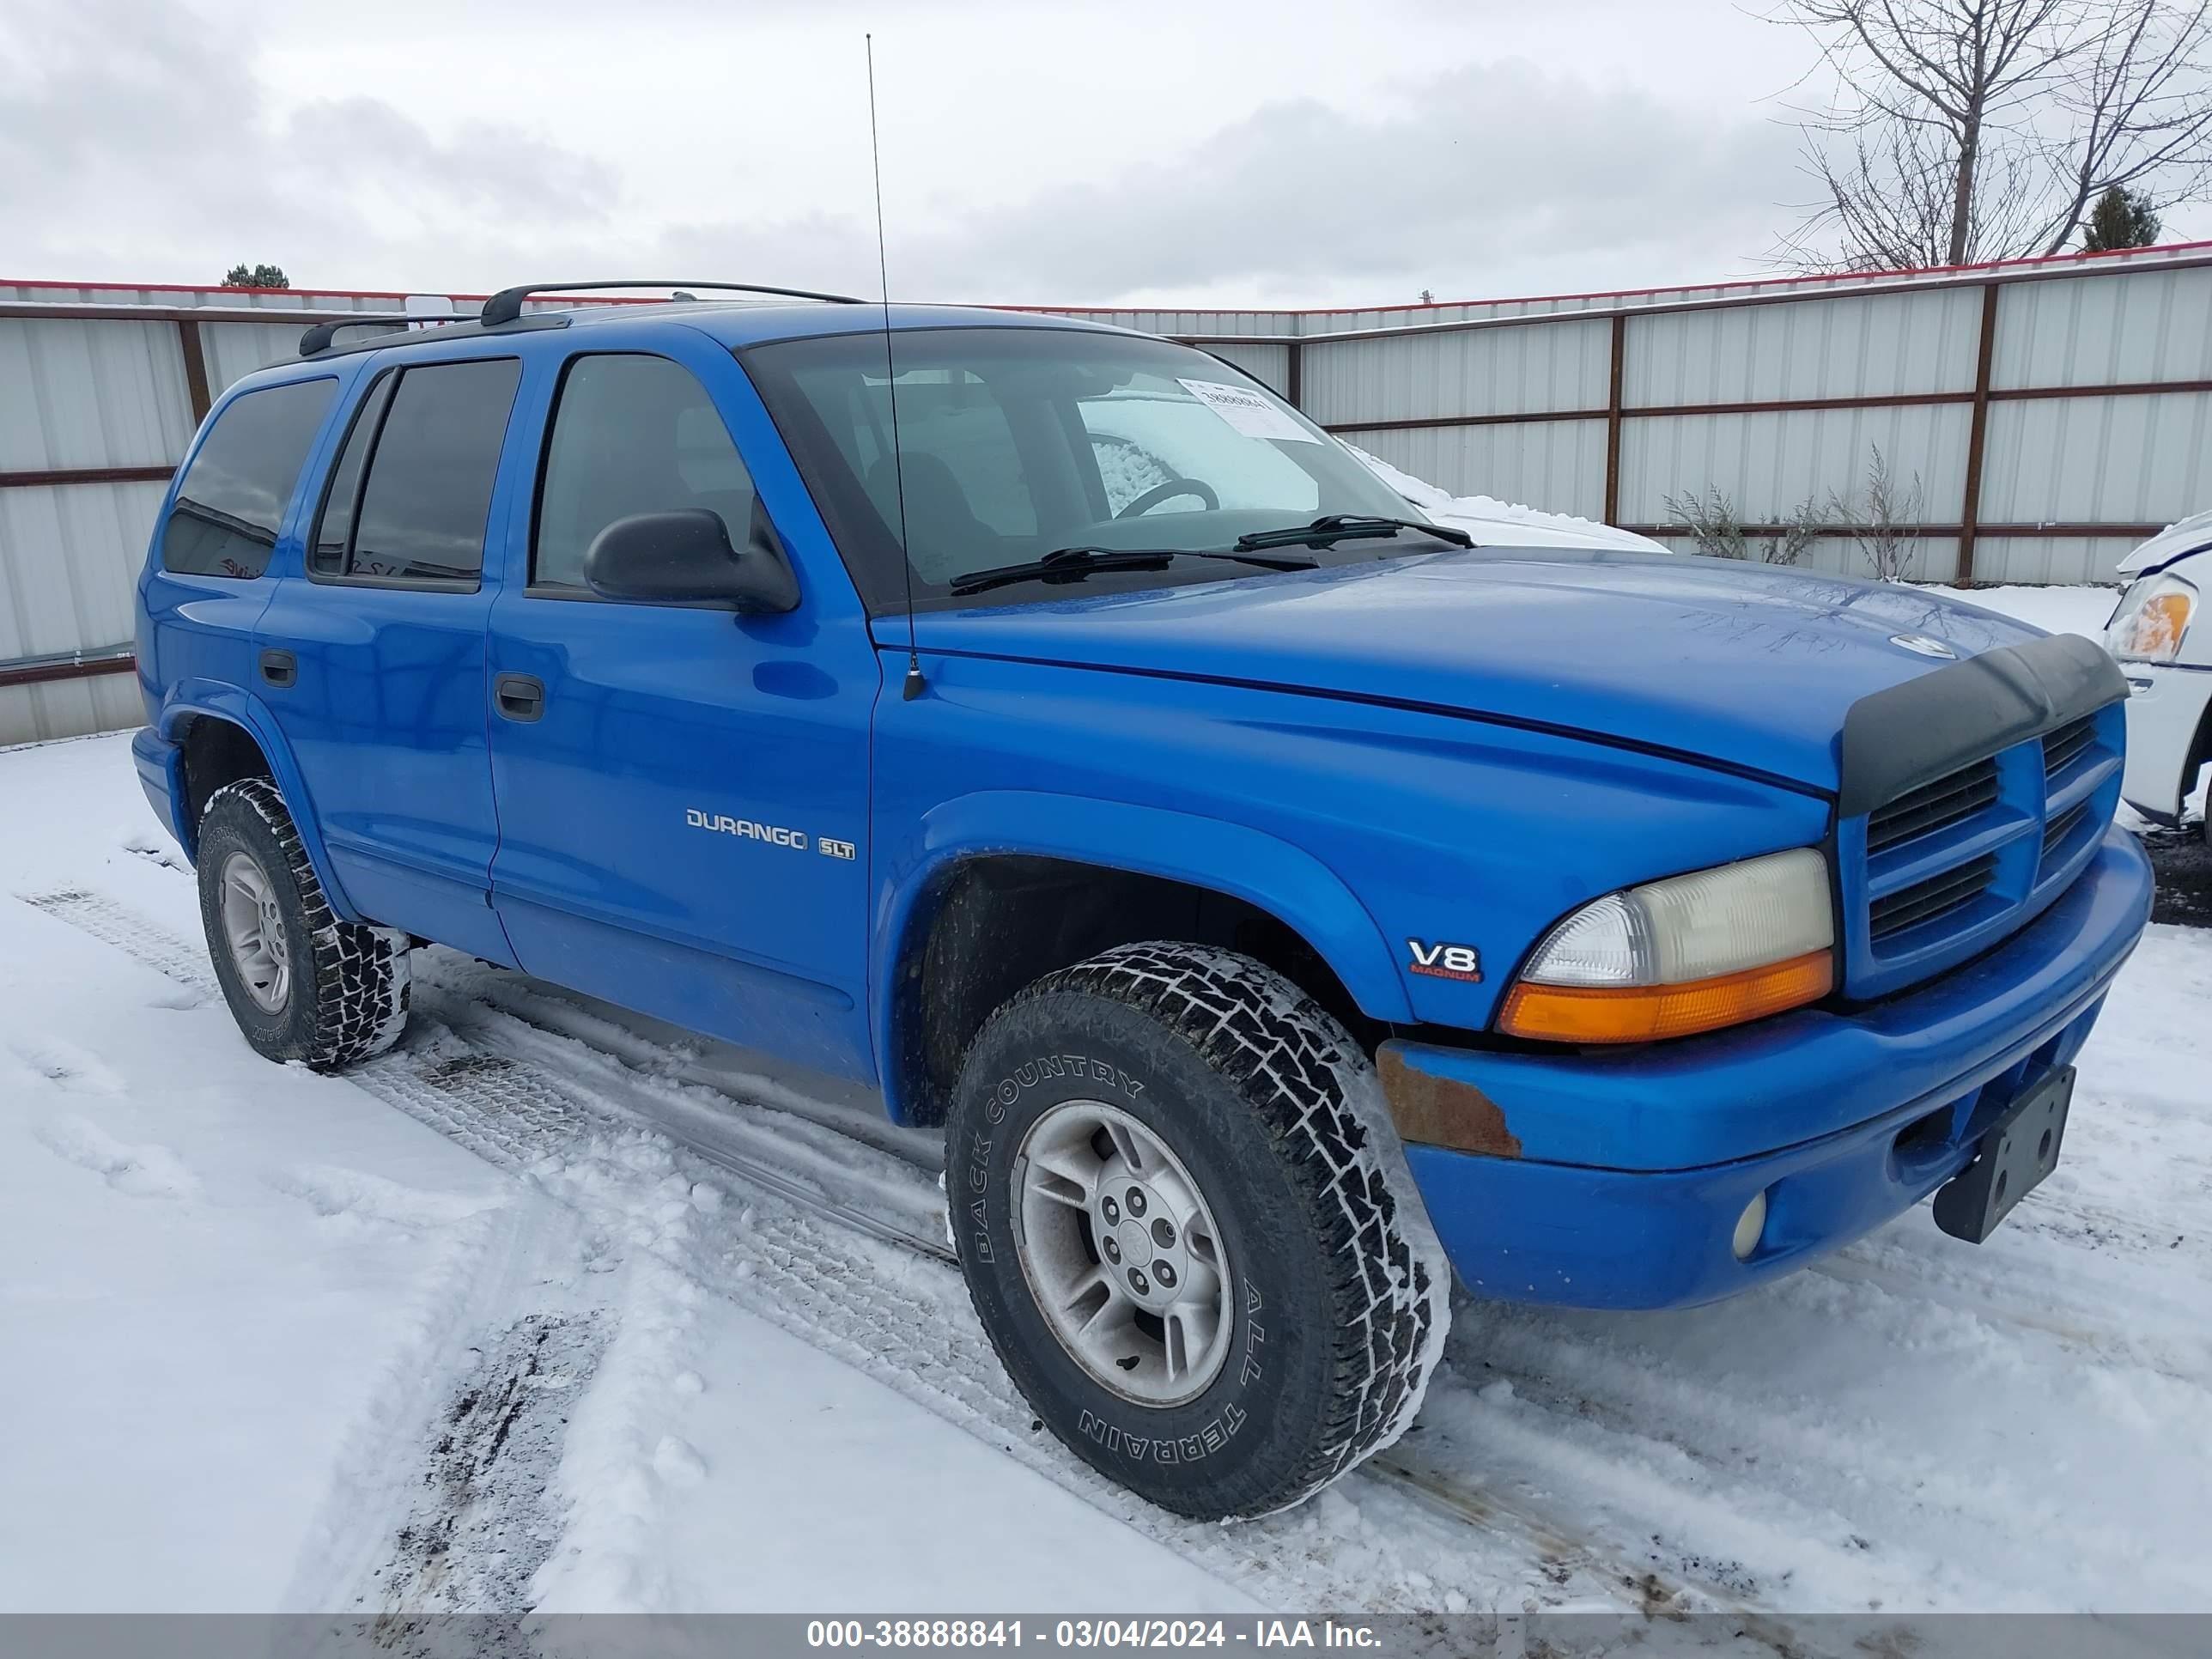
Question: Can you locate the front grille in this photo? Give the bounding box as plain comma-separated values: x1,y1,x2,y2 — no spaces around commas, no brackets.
1867,757,2001,854
2042,716,2095,780
1869,852,1998,940
2041,801,2089,864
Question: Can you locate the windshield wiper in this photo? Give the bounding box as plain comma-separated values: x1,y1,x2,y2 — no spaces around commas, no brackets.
947,545,1317,597
1232,514,1474,552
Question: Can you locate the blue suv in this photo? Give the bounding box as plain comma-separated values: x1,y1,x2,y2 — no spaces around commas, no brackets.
132,282,2154,1520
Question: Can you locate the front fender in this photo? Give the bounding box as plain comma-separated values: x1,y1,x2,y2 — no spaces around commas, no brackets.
869,789,1413,1125
157,681,363,925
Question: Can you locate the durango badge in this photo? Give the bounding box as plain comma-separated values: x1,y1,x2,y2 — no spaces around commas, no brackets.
1407,939,1482,981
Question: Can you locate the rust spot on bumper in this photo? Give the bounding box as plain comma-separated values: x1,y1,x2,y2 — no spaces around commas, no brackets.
1376,1043,1522,1158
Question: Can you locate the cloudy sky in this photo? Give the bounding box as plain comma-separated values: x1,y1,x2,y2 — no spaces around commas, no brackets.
3,0,2203,309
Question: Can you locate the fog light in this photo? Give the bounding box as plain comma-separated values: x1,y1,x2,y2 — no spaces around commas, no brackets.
1732,1190,1769,1261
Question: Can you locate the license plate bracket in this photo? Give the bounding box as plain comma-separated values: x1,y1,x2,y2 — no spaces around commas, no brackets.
1932,1065,2074,1244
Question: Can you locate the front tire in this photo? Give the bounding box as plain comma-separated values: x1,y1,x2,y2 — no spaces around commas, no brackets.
196,778,410,1071
947,942,1449,1519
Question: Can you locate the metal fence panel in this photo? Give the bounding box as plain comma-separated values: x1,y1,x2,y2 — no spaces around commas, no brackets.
0,318,195,471
1194,339,1291,396
0,481,163,660
1349,420,1610,521
1627,287,1982,405
1303,317,1611,426
1980,391,2212,526
0,674,143,748
202,320,325,395
1992,267,2212,390
1972,535,2134,587
1620,403,1972,527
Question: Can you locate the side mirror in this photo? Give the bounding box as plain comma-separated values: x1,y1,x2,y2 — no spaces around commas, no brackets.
583,507,799,614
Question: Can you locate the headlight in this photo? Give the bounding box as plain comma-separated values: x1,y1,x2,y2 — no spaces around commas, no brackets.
2106,574,2197,663
1498,848,1835,1043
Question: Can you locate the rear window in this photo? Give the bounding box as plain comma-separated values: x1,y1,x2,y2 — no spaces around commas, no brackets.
310,357,521,586
160,379,337,578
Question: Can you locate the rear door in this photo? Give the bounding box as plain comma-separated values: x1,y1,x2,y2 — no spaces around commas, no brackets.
483,336,878,1080
254,350,525,960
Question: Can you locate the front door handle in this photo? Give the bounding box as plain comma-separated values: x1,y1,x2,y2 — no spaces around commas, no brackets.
258,649,296,689
494,672,545,722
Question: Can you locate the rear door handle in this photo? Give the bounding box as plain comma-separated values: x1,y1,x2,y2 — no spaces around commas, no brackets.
258,649,296,689
494,672,545,722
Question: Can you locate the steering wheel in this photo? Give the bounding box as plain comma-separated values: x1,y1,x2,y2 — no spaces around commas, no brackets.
1115,477,1219,519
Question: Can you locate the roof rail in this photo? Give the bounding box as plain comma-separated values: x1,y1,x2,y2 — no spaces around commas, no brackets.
298,313,478,356
478,279,866,328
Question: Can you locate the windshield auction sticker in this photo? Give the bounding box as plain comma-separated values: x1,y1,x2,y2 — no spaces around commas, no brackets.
1176,378,1320,442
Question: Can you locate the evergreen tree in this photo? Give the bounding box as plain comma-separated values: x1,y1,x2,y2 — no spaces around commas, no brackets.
221,264,291,289
2081,187,2162,252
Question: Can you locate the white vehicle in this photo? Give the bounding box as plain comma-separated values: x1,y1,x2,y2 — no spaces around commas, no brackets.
2108,511,2212,840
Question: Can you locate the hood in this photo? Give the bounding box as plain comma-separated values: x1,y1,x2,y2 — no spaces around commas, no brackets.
2116,510,2212,577
909,548,2046,794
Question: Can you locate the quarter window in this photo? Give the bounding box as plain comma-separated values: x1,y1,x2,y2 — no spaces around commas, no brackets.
311,357,521,585
161,378,337,578
533,354,760,590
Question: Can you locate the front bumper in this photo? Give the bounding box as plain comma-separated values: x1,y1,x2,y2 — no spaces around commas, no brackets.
1384,827,2154,1310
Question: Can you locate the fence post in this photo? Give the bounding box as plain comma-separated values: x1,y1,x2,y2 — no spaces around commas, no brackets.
1956,283,2001,585
178,319,212,425
1285,335,1304,412
1602,313,1626,525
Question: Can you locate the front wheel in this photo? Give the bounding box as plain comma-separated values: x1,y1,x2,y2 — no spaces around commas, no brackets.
947,943,1449,1519
197,778,411,1071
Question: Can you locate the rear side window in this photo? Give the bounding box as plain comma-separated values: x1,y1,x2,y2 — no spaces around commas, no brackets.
532,354,759,590
310,357,521,586
161,379,337,578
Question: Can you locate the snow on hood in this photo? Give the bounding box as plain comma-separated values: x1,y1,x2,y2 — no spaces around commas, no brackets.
1345,443,1671,555
2116,510,2212,577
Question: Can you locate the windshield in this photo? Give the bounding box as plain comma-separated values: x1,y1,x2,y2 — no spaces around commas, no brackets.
742,326,1434,611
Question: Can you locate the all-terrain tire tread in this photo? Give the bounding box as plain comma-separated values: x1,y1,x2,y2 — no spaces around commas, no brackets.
203,778,410,1071
992,941,1443,1515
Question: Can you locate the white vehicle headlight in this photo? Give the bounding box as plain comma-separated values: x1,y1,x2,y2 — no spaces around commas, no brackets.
2106,574,2197,664
1500,848,1835,1043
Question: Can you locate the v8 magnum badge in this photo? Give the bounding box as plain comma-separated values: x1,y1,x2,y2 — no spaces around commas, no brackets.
1407,939,1482,982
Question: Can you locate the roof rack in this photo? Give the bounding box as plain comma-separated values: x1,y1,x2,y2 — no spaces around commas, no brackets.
298,313,478,356
478,279,866,328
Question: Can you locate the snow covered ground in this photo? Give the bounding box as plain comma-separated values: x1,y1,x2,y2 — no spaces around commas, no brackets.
3,565,2209,1631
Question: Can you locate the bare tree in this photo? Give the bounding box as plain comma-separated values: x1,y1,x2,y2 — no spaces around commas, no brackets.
1772,0,2212,270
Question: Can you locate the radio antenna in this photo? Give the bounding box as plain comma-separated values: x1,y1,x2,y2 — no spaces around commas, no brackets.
867,33,925,702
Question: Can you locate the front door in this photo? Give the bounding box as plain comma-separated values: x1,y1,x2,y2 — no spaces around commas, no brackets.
484,343,878,1080
254,351,526,962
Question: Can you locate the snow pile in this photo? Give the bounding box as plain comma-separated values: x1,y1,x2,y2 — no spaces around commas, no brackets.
1926,583,2117,641
1345,443,1669,554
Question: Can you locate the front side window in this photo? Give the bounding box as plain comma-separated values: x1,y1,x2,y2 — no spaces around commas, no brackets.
533,354,759,590
310,357,521,585
744,327,1424,612
161,378,337,578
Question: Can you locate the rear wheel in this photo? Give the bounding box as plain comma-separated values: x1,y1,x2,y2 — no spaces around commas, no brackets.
196,778,411,1071
947,942,1449,1519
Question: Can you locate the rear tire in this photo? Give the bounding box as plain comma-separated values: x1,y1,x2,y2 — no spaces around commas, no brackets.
947,942,1449,1519
196,778,410,1071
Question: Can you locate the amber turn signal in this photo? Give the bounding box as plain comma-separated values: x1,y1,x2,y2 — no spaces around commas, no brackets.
1497,950,1835,1044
